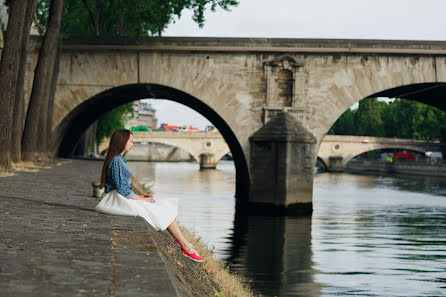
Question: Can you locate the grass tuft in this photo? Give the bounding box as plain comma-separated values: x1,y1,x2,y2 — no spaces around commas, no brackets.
0,171,17,177
179,226,255,297
0,158,72,178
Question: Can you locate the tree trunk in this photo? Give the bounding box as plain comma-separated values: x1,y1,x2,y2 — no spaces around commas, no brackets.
85,121,97,155
94,0,102,36
46,47,61,157
11,0,39,163
0,0,27,169
22,0,64,161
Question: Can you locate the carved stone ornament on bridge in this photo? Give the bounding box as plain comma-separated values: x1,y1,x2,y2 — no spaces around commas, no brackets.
263,55,304,123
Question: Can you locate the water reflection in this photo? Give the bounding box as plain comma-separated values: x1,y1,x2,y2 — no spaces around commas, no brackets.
128,161,236,258
130,161,235,196
128,161,446,297
313,173,446,297
343,170,446,196
227,211,321,297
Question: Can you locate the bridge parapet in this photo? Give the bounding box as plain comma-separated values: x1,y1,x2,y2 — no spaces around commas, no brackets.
323,135,443,146
133,131,223,140
60,36,446,55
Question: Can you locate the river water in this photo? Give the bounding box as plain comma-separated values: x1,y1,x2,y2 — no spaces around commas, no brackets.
128,160,446,297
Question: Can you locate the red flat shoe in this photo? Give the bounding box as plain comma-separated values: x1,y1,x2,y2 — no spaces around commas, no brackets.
175,240,203,262
175,240,199,253
181,247,203,262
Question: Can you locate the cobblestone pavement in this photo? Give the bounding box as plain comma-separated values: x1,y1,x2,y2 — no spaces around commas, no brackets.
0,159,180,297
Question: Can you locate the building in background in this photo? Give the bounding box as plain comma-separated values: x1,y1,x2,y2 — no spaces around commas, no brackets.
0,2,7,47
0,3,7,30
1,3,41,48
126,100,158,130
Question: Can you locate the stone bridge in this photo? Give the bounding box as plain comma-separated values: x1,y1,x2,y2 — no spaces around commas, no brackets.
132,131,229,169
19,36,446,214
318,135,446,171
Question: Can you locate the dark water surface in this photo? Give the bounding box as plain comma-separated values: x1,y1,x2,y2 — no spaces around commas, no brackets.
128,161,446,297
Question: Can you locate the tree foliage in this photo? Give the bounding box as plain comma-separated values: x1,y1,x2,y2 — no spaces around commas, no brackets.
96,103,134,146
329,98,446,141
34,0,238,148
355,98,385,137
36,0,239,38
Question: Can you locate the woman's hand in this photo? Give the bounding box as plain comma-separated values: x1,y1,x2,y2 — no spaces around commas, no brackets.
132,194,156,203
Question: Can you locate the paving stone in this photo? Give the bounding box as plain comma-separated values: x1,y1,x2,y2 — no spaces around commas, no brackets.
0,159,180,297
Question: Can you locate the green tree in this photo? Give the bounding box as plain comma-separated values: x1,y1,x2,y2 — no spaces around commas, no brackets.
392,99,422,138
355,98,385,137
33,0,239,149
96,103,134,146
37,0,238,39
328,108,356,135
381,99,399,137
331,98,446,142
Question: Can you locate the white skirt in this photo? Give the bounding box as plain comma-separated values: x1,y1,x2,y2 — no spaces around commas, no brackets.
95,190,178,231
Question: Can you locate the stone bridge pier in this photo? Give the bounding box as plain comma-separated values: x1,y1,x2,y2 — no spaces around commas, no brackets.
198,153,219,169
248,113,317,215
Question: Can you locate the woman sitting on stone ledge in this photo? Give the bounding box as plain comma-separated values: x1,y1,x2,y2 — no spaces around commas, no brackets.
95,129,202,262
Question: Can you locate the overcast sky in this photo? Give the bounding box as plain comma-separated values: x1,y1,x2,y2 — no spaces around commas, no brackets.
148,0,446,129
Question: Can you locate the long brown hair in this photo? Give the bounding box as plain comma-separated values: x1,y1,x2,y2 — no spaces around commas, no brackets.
99,129,132,188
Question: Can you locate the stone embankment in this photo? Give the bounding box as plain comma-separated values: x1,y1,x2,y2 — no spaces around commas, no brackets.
0,159,220,296
346,160,446,177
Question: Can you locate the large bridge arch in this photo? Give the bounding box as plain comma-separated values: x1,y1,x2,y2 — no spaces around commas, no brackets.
296,50,446,177
54,83,250,200
319,81,446,145
316,77,446,164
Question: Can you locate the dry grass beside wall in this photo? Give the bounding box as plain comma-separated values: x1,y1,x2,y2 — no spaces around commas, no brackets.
0,159,72,177
0,171,16,177
180,226,255,297
131,175,256,296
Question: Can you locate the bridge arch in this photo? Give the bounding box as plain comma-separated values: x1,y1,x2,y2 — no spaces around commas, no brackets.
318,81,446,167
315,157,328,172
317,80,446,143
317,135,446,171
343,146,427,167
54,83,250,200
129,131,231,169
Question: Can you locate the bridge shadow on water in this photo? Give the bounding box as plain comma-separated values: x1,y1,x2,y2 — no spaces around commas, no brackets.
224,208,322,297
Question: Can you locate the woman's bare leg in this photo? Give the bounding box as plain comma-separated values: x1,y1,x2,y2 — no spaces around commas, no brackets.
167,219,194,253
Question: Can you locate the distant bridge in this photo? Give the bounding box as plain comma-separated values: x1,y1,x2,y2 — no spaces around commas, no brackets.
110,132,445,171
318,135,446,171
131,131,229,169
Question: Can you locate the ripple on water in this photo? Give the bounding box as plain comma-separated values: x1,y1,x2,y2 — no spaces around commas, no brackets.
128,162,446,297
